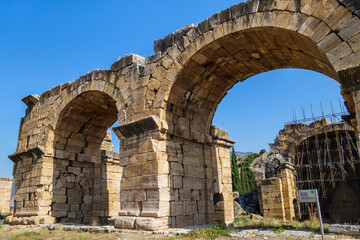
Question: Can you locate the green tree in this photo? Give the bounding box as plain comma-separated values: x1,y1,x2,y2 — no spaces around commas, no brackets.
260,149,266,154
238,152,262,193
230,147,242,193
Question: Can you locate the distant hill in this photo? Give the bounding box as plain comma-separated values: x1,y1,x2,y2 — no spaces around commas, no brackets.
234,151,256,159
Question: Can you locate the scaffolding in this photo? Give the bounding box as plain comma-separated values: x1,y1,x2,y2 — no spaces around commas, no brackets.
289,104,360,220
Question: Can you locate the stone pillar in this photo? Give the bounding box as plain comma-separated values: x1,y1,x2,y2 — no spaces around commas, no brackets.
100,150,122,224
279,163,297,221
113,116,170,230
260,178,285,220
0,177,13,215
7,147,55,225
210,126,235,225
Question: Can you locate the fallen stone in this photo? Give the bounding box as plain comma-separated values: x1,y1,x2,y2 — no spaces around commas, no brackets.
233,200,246,216
328,224,360,236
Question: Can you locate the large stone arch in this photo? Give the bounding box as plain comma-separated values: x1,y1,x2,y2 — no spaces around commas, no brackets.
136,0,360,227
146,0,360,134
7,0,360,230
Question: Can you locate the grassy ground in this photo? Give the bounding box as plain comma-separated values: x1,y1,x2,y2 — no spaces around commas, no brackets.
168,225,231,240
234,215,329,232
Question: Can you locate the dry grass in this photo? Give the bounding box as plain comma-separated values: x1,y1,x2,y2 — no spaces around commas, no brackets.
168,225,231,240
234,215,329,232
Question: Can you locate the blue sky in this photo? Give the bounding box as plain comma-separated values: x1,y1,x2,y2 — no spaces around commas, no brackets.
0,0,343,177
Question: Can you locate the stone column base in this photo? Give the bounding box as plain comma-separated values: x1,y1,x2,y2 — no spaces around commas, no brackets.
5,215,56,225
114,216,169,230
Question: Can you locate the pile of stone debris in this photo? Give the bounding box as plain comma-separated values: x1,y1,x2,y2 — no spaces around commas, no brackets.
233,190,260,217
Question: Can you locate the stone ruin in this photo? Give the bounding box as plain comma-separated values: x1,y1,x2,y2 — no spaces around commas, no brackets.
0,178,13,216
256,119,360,223
5,0,360,230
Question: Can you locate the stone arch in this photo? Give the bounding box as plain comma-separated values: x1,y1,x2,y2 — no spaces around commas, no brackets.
266,120,360,222
139,0,360,227
269,120,356,159
51,89,119,224
144,0,360,135
42,69,126,156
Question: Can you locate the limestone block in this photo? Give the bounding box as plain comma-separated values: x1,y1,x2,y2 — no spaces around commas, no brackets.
183,177,205,189
141,201,170,217
170,162,184,176
183,201,196,215
135,217,169,230
349,33,360,53
115,216,136,229
119,202,141,216
179,189,191,201
326,42,352,63
339,17,360,41
120,190,146,202
170,201,183,216
184,165,204,178
146,188,171,201
52,195,67,204
176,215,194,228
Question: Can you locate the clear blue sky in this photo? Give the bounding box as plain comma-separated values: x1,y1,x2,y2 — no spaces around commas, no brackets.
0,0,343,177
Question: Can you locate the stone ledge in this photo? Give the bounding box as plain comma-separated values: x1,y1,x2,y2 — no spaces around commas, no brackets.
8,146,45,162
113,115,160,138
21,94,39,107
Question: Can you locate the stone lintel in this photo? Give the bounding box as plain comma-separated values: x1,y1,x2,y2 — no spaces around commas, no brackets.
210,125,235,148
212,138,235,149
8,146,45,162
111,54,145,72
338,65,360,93
113,115,160,138
21,94,39,107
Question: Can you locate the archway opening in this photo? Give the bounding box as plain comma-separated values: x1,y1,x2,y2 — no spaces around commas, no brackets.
294,129,360,223
52,90,119,224
165,26,345,227
167,27,338,135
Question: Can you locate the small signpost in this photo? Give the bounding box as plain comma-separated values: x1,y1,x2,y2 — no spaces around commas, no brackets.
298,189,325,240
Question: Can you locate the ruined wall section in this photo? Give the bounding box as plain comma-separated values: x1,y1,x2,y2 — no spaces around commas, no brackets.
0,177,13,215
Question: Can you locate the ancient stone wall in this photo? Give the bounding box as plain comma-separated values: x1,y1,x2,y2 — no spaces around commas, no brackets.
0,177,13,215
7,0,360,230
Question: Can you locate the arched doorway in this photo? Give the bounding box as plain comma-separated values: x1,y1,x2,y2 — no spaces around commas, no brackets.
52,91,119,224
160,24,352,227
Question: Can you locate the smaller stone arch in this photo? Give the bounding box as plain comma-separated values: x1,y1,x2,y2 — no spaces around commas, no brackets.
256,119,360,222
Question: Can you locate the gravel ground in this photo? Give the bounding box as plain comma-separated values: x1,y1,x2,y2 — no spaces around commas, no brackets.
0,224,358,240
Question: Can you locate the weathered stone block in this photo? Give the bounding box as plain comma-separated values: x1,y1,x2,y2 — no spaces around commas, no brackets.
115,216,136,229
